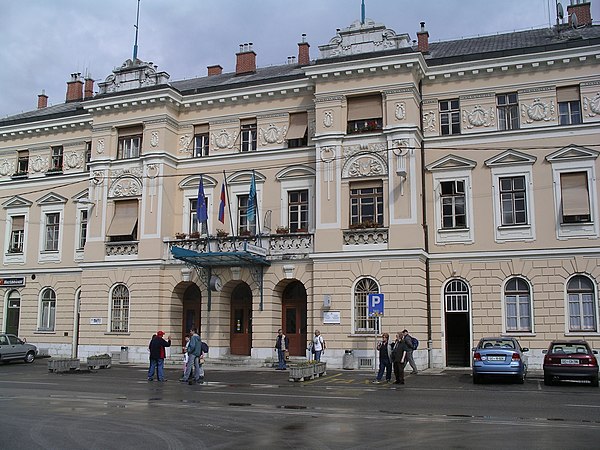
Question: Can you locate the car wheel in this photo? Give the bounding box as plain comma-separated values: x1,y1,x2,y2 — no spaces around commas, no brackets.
24,351,35,363
591,375,599,388
544,373,552,386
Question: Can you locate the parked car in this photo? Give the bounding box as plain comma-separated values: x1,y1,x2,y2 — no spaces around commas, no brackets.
472,337,529,384
543,340,599,387
0,333,38,363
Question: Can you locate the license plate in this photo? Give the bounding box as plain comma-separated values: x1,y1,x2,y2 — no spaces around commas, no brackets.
487,356,505,361
561,359,579,365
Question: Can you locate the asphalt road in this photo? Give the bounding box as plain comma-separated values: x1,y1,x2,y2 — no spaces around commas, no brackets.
1,360,599,449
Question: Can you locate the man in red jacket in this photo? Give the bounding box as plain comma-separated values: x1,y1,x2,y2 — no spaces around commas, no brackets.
147,330,171,381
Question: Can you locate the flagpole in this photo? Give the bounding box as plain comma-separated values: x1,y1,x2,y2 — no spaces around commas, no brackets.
223,170,236,239
253,170,262,239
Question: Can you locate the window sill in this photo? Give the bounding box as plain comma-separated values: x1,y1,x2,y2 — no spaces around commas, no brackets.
104,332,131,336
566,331,599,336
503,332,535,337
34,330,56,334
438,227,469,233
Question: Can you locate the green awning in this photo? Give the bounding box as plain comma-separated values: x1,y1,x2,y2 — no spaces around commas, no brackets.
171,245,270,268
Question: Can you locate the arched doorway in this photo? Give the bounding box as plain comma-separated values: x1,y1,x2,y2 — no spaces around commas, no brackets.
182,284,201,343
5,290,21,335
230,283,252,355
282,281,307,356
444,279,470,367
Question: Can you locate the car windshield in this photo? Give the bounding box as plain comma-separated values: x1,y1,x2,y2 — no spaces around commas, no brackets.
550,344,588,355
480,339,516,349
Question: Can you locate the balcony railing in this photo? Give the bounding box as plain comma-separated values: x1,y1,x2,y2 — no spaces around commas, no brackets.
105,241,139,256
343,227,388,246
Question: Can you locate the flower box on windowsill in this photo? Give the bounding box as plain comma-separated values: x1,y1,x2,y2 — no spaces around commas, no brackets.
215,229,229,238
349,221,380,229
45,168,63,176
189,231,200,239
275,226,289,234
174,232,187,240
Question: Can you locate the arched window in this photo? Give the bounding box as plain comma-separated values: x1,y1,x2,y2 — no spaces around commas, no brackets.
567,275,597,332
444,279,469,312
505,277,531,332
39,288,56,331
353,277,380,334
111,284,130,332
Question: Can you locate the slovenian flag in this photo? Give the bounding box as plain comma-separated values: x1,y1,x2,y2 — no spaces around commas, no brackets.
218,182,226,223
196,176,208,223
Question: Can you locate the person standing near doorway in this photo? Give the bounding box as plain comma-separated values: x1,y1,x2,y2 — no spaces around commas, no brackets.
312,330,326,362
147,331,171,382
275,329,289,370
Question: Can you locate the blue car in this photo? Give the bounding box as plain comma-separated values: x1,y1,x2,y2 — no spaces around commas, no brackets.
472,337,529,384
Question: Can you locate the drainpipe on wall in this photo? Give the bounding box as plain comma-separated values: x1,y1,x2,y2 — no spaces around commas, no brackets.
418,79,433,370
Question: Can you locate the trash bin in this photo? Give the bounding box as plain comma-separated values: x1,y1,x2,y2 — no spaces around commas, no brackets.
343,349,354,370
120,346,129,364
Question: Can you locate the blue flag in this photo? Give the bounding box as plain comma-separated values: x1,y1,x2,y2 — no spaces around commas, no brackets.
247,172,256,224
196,176,208,223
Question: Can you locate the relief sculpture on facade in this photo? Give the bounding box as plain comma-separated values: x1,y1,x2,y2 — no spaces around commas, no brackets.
96,138,104,154
150,131,159,147
31,155,48,173
323,110,333,128
521,98,555,123
65,151,82,169
395,102,406,121
462,105,495,128
110,176,142,198
212,129,238,149
179,134,192,154
583,92,600,117
423,111,436,132
259,123,287,145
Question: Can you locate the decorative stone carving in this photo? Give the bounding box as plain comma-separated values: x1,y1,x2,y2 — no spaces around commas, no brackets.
150,131,159,147
423,111,436,132
179,134,192,153
521,98,555,123
343,153,387,179
583,92,600,117
395,102,406,120
65,151,82,169
320,146,336,200
212,129,238,149
146,164,159,179
0,159,14,176
259,123,287,145
111,167,143,179
92,171,104,185
98,59,170,95
110,176,142,197
462,105,495,128
31,155,48,173
96,139,105,154
323,110,333,128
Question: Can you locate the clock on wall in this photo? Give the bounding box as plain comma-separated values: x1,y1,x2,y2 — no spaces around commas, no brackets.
209,275,223,292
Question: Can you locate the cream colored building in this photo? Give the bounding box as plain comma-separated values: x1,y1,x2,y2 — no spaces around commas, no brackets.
1,4,599,370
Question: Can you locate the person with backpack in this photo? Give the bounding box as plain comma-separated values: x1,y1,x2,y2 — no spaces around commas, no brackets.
402,329,418,374
180,328,201,384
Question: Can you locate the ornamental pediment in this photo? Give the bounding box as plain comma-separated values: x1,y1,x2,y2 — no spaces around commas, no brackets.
2,195,32,209
546,145,599,163
37,192,68,205
426,155,477,172
484,149,536,167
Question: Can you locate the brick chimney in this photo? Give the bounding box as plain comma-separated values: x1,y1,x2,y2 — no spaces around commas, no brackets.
84,76,94,99
37,90,48,109
298,34,310,65
417,22,429,53
65,73,83,102
568,2,592,27
236,43,256,75
207,65,223,76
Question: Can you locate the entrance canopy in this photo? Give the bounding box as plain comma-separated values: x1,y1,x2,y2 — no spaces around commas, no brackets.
171,245,270,268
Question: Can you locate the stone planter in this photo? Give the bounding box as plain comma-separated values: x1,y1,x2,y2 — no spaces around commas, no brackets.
48,358,80,373
289,362,327,382
86,356,112,369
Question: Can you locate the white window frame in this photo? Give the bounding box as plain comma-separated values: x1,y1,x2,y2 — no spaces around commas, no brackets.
38,287,56,332
564,274,599,335
549,161,598,240
182,188,213,235
38,205,64,263
109,284,130,333
490,165,535,242
351,277,381,335
432,168,474,245
3,208,29,265
74,206,88,260
280,178,314,232
117,135,142,159
193,133,210,158
502,277,534,335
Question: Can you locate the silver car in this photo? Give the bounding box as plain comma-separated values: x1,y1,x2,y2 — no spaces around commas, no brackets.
0,334,38,363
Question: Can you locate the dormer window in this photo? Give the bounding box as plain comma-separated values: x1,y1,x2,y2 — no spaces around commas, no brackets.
347,95,383,134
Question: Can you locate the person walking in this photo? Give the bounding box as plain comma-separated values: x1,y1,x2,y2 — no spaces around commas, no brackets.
312,330,326,362
373,332,393,383
180,328,201,384
147,331,171,382
275,328,289,370
182,334,190,377
391,331,407,385
402,329,418,374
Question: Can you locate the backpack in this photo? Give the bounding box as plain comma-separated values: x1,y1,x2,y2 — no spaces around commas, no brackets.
411,336,419,350
200,341,209,353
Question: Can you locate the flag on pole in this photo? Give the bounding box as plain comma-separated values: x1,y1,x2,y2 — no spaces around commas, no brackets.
247,171,256,224
196,175,208,223
218,182,226,224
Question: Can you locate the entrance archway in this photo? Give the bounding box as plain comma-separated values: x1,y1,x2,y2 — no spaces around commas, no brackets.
230,283,252,355
6,290,21,335
282,281,307,356
444,279,470,367
182,284,201,343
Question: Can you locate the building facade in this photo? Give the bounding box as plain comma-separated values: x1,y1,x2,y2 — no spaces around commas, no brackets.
1,3,599,369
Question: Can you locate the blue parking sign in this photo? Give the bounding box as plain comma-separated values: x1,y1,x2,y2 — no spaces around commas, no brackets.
367,293,384,317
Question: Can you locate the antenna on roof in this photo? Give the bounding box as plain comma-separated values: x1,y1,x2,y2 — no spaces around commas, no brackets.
360,0,365,25
132,0,141,61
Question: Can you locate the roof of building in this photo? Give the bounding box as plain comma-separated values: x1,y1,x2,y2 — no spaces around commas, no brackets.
1,25,599,128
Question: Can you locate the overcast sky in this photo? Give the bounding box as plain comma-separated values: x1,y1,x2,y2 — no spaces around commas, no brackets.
1,0,598,118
